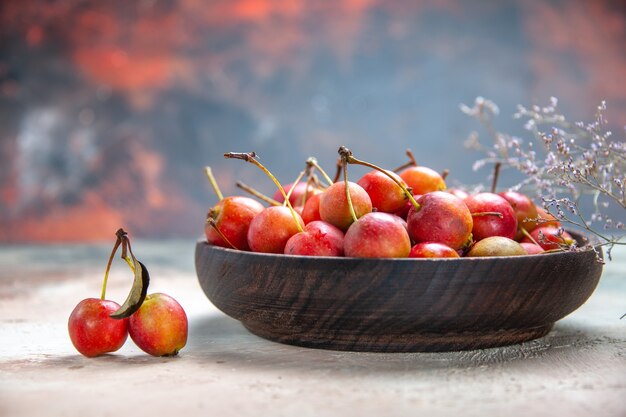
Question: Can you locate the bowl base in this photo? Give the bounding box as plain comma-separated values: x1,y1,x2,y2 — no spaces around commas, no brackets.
242,322,554,352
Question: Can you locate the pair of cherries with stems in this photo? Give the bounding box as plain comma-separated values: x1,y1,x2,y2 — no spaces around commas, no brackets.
68,229,188,358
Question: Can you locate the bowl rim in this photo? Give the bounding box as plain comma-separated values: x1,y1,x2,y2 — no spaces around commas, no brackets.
196,229,600,262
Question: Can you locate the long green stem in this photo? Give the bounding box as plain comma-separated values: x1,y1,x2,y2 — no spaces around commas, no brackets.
224,152,303,233
236,182,280,206
285,169,307,206
342,159,358,223
207,218,238,249
100,229,125,300
392,149,418,172
339,146,421,211
204,166,224,201
519,227,540,246
306,157,334,187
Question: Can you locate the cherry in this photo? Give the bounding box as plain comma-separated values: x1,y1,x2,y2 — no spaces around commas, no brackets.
466,236,527,257
318,181,372,231
284,220,344,256
68,298,128,357
520,242,545,254
357,170,408,213
344,212,411,258
464,192,518,241
522,226,574,250
409,242,460,258
205,196,264,250
204,167,264,250
128,293,188,357
399,165,446,195
301,192,322,224
407,191,473,250
498,190,538,240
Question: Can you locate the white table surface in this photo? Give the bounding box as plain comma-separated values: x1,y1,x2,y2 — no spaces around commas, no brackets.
1,241,624,417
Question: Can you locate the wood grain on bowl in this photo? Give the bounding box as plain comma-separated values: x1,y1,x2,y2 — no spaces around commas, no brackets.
195,233,603,352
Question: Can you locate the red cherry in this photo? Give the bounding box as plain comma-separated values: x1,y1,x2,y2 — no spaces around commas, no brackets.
409,242,460,258
344,212,411,258
407,191,473,250
301,193,322,224
519,242,545,254
68,298,129,357
247,206,305,253
522,226,574,250
284,220,344,256
357,170,408,213
464,192,518,241
498,191,538,239
205,196,264,250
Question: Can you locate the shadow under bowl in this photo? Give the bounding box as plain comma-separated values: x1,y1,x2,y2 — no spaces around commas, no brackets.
195,233,602,352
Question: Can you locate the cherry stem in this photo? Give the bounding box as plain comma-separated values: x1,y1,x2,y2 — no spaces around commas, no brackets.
207,217,238,249
300,174,316,207
392,149,418,172
471,211,504,218
100,228,136,300
204,166,224,201
224,152,303,233
306,157,333,187
236,181,280,206
339,146,421,211
342,158,359,223
491,162,501,194
332,158,342,183
519,226,540,246
285,169,307,206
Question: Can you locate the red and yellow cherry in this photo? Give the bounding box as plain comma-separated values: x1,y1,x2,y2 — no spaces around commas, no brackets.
466,236,527,257
128,293,188,357
407,191,473,250
205,196,264,250
318,181,372,231
409,242,460,258
522,226,574,250
399,165,446,195
247,206,305,253
68,298,128,357
284,220,344,256
344,212,411,258
498,191,538,239
464,192,518,241
357,170,408,213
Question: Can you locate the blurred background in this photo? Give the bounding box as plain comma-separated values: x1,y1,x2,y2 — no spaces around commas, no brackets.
1,0,625,242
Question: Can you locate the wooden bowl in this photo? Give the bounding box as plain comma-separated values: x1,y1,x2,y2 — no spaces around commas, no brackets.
195,233,603,352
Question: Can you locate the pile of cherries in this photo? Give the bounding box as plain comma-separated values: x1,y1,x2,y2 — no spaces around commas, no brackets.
205,147,574,259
